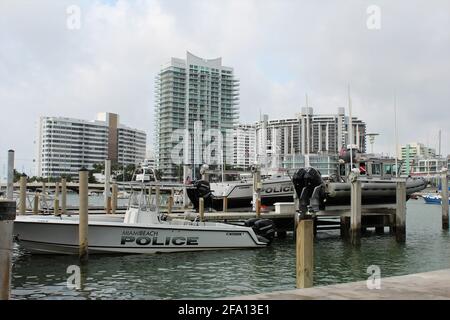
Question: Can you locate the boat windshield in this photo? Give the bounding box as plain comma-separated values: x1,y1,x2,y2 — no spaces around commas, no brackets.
128,189,157,212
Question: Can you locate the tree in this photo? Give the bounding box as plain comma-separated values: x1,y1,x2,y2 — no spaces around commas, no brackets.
13,170,27,183
88,170,97,183
92,162,105,173
115,164,136,182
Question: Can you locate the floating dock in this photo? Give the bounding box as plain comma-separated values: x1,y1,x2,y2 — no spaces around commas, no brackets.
226,269,450,300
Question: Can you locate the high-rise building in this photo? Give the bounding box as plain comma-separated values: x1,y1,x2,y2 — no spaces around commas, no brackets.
399,142,437,175
233,124,256,169
399,142,436,160
155,52,239,180
36,113,146,178
254,107,367,164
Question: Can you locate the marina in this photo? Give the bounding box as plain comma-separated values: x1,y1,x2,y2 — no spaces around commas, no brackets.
1,140,449,301
2,2,450,307
8,200,450,299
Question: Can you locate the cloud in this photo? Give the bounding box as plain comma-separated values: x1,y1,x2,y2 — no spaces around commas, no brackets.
1,0,449,176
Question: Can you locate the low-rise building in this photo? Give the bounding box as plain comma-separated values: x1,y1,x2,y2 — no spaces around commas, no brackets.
36,112,146,178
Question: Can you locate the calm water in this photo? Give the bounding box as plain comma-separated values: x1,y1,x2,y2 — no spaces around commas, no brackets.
10,200,450,300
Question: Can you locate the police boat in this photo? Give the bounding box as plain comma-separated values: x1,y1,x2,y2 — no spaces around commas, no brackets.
13,184,275,254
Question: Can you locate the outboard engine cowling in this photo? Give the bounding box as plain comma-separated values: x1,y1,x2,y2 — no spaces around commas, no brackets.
186,180,214,211
245,218,276,244
292,167,326,212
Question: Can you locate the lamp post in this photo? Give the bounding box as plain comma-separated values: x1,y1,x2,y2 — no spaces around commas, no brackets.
366,133,380,154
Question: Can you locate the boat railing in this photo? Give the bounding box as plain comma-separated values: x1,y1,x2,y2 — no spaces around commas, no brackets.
9,191,56,214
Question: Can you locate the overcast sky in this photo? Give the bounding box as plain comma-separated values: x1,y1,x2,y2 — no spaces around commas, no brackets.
1,0,449,176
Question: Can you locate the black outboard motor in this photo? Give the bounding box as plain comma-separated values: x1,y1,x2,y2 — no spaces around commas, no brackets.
292,167,326,213
245,218,276,244
186,180,214,212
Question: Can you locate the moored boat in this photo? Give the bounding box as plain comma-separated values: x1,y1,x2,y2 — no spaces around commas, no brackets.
13,185,275,255
422,194,450,205
187,152,428,212
292,166,427,211
187,175,293,211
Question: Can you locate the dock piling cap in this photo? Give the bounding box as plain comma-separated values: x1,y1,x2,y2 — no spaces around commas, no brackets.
0,200,17,221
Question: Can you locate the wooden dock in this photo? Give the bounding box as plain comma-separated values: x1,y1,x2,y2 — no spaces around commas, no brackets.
167,203,398,236
20,202,399,239
226,269,450,300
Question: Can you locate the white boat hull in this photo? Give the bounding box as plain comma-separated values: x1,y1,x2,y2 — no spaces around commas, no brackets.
14,215,267,255
207,178,294,210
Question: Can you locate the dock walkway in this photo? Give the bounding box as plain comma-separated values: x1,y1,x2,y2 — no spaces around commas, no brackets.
227,269,450,300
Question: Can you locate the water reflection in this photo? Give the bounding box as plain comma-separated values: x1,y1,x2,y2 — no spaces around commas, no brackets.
11,200,450,299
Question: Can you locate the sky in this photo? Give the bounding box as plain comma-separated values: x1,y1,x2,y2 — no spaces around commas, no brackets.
1,0,449,176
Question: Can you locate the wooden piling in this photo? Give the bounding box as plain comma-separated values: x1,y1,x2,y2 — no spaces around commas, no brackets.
293,188,299,212
256,198,261,218
350,180,362,245
313,217,318,237
54,181,60,215
19,174,27,215
389,214,396,235
199,197,205,222
104,159,111,212
61,178,67,215
167,195,173,215
106,196,112,214
6,150,14,201
111,184,118,215
293,212,300,241
78,168,89,262
340,216,350,239
33,193,39,214
441,169,449,230
223,196,228,212
0,200,16,300
41,181,46,211
396,181,406,242
296,218,314,289
155,186,160,211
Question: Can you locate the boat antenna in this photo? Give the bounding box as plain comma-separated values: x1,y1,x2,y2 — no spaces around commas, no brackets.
305,93,310,155
438,129,442,157
222,153,225,183
348,85,354,172
394,94,399,177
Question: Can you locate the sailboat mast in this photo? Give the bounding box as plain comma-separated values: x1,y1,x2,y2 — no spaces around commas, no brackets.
305,93,310,155
348,85,353,171
439,129,442,157
394,94,399,177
